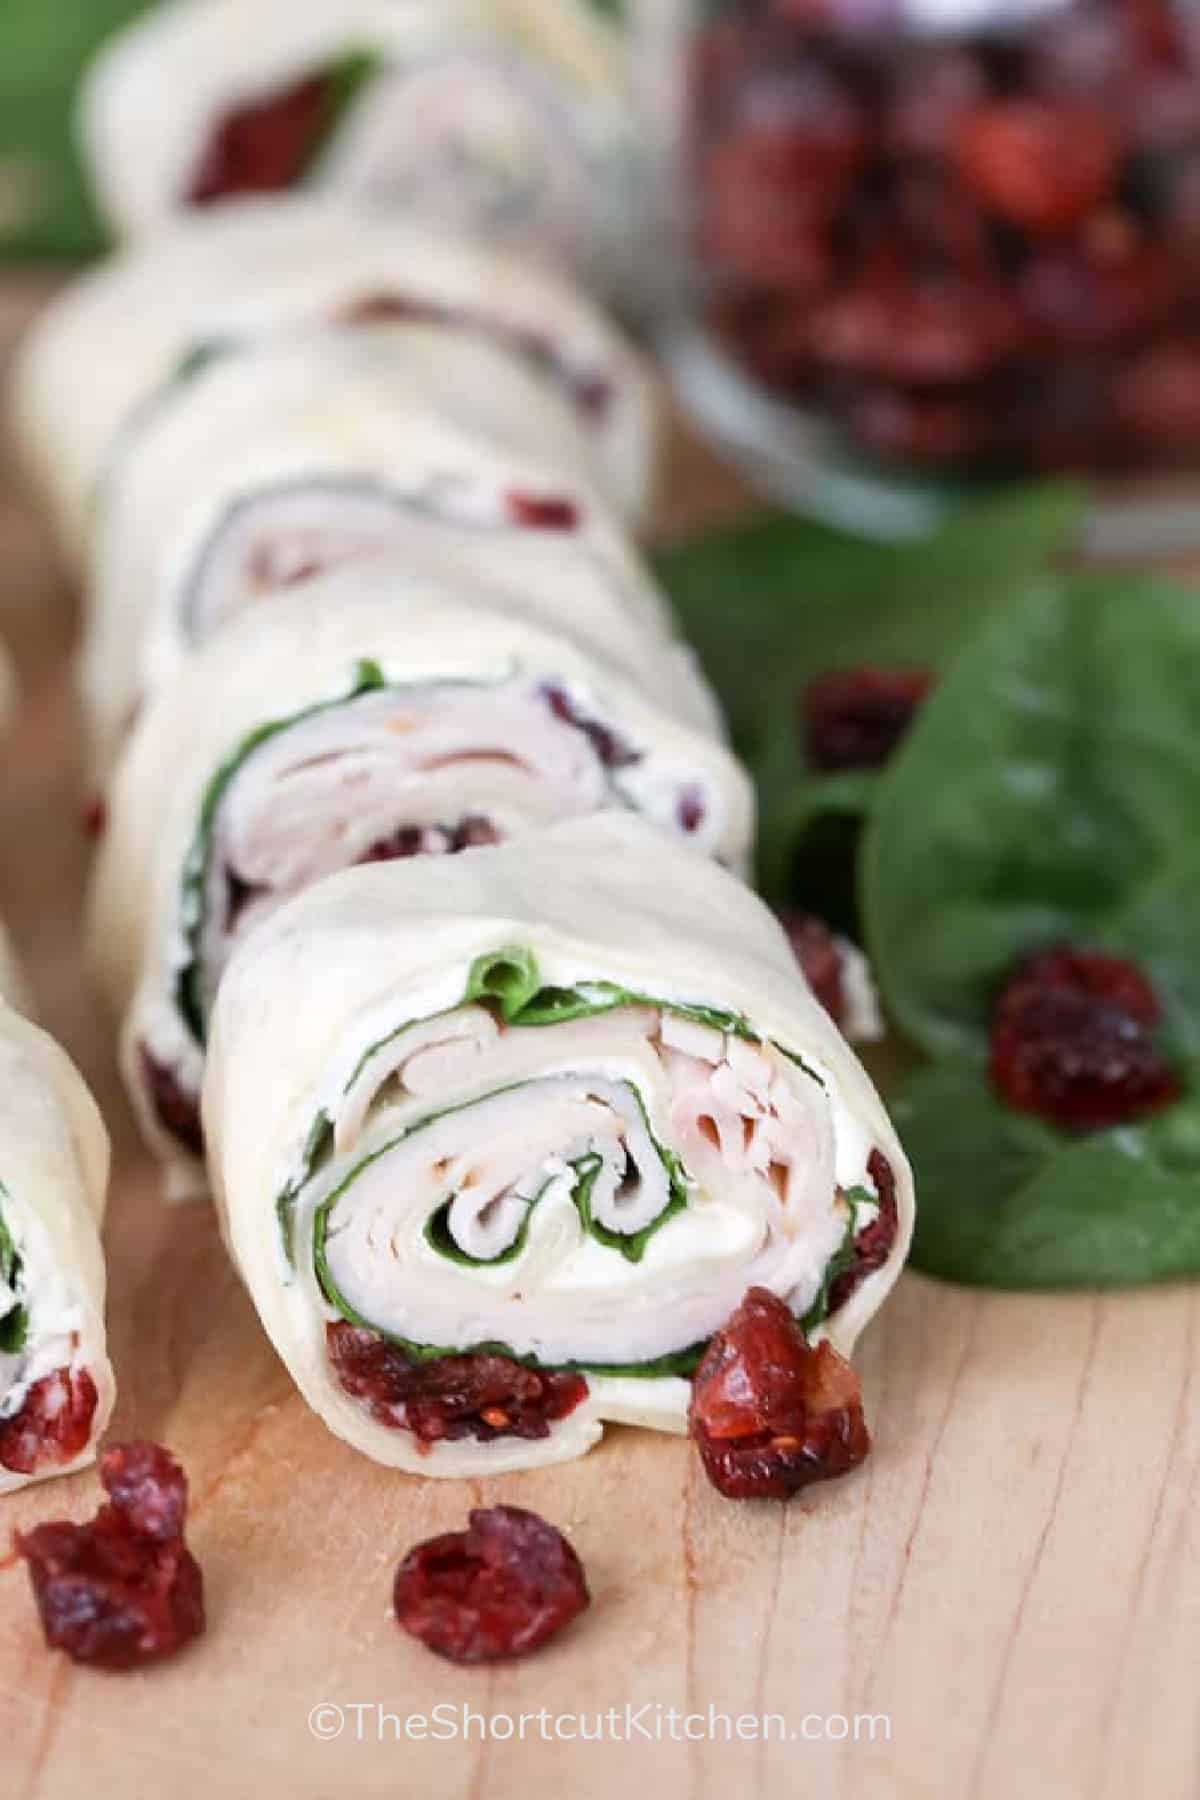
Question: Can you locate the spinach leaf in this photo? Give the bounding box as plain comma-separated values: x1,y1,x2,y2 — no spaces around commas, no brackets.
303,50,383,177
863,573,1200,1062
0,1198,28,1355
654,483,1083,764
463,946,542,1019
896,1059,1200,1289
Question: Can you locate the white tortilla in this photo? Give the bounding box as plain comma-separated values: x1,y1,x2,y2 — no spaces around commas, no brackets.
86,574,754,1192
0,998,114,1494
78,0,634,283
203,814,913,1477
11,194,657,562
81,320,684,771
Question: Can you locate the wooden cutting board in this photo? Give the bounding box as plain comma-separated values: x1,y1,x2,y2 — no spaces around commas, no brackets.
0,277,1194,1800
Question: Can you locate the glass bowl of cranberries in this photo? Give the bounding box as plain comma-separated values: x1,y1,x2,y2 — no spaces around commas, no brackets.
650,0,1200,535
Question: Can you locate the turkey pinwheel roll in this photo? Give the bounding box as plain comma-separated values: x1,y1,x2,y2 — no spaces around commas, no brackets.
87,577,751,1192
203,815,912,1478
82,320,675,771
0,999,115,1493
78,0,636,288
11,196,655,561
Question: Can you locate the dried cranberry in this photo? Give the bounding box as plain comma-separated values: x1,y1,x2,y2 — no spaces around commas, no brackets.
807,269,1022,384
81,796,107,841
450,817,501,852
689,1287,870,1500
1020,229,1177,349
997,946,1163,1028
137,1045,203,1158
954,100,1119,236
326,1323,588,1446
802,666,932,773
989,947,1180,1130
394,1504,589,1664
359,826,432,863
827,1148,901,1313
16,1441,204,1671
541,684,640,770
188,73,331,204
846,387,991,466
505,492,580,532
0,1367,99,1475
886,51,986,156
781,912,845,1025
1113,342,1200,454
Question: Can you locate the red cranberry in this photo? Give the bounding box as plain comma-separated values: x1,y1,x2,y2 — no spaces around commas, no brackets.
0,1367,99,1475
989,947,1179,1130
504,492,580,531
137,1046,203,1158
802,666,932,772
394,1504,589,1664
1020,228,1177,349
326,1323,588,1446
781,912,845,1025
188,73,331,204
81,796,107,841
807,269,1023,384
16,1441,204,1670
1113,342,1200,454
954,100,1119,236
846,386,991,466
827,1148,901,1313
689,1287,870,1500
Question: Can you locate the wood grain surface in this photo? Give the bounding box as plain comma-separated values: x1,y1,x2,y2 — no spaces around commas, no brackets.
0,279,1196,1800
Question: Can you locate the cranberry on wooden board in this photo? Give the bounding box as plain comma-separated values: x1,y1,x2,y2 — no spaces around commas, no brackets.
989,947,1180,1130
394,1505,589,1664
801,666,933,773
0,1368,98,1476
16,1442,204,1671
326,1323,588,1446
689,1287,870,1501
188,73,331,204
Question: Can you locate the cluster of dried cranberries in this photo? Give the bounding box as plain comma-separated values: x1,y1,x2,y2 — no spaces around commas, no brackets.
0,1367,99,1477
17,1441,205,1670
326,1322,589,1446
989,945,1180,1129
693,0,1200,473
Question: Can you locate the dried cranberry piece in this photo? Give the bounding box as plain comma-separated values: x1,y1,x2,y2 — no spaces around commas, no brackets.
827,1148,901,1314
802,666,932,773
541,684,640,770
394,1504,589,1664
997,946,1163,1029
188,73,331,204
846,386,991,467
781,912,845,1025
81,796,107,841
137,1045,203,1158
450,817,501,852
1113,342,1200,455
505,491,580,532
807,269,1023,384
16,1441,204,1671
326,1323,588,1446
1020,228,1177,349
0,1367,99,1475
359,826,433,863
689,1287,870,1500
886,51,986,156
359,817,501,864
954,100,1119,236
989,947,1180,1130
